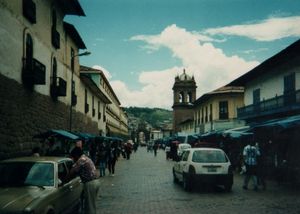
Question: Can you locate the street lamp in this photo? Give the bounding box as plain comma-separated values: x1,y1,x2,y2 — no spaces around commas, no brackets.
69,50,91,131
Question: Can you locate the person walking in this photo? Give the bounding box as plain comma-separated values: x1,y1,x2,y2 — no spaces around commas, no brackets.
165,144,171,160
69,147,100,214
107,141,118,176
256,142,267,190
153,142,158,157
242,141,260,191
98,143,107,177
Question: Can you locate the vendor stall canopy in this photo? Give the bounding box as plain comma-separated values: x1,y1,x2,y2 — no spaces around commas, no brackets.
33,129,79,140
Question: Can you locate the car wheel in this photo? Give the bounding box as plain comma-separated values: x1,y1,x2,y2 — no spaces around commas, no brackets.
173,168,179,184
183,173,192,191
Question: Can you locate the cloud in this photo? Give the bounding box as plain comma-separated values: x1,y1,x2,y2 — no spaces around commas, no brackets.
204,16,300,41
110,67,179,109
106,24,259,109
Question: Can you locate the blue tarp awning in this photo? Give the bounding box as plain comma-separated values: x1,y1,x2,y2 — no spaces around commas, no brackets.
73,132,96,140
33,129,79,140
222,126,253,138
252,115,300,130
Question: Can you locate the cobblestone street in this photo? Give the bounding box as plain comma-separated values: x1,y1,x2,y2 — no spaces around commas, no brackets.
96,147,300,214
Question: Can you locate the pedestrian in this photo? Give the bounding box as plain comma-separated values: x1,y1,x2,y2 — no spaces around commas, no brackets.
89,139,97,164
153,142,158,157
124,142,132,160
165,144,171,160
256,142,267,190
242,141,260,191
76,140,83,149
97,143,107,177
69,147,99,214
107,141,118,176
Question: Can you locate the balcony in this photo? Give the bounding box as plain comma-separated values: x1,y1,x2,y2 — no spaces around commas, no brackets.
51,27,60,49
22,58,46,86
50,77,67,97
23,0,36,24
237,90,300,120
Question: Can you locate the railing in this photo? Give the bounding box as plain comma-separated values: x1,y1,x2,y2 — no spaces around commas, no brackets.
237,90,300,119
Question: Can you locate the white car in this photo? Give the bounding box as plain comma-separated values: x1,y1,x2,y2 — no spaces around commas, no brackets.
173,148,233,192
177,143,191,156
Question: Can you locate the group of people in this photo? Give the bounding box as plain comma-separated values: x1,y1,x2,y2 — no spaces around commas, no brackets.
96,141,119,177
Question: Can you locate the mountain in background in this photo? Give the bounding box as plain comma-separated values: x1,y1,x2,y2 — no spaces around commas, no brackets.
124,107,172,129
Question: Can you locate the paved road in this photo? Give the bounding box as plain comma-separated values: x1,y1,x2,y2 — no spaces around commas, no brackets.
96,147,300,214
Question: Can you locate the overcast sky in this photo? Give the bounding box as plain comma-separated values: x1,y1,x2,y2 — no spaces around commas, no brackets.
65,0,300,110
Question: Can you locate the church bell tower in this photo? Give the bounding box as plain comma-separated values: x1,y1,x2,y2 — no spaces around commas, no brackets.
172,69,197,133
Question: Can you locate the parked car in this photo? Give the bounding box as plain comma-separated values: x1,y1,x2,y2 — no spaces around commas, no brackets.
177,143,192,156
0,156,83,214
173,148,233,192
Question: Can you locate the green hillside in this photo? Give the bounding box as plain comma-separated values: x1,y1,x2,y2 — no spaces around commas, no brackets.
125,107,172,128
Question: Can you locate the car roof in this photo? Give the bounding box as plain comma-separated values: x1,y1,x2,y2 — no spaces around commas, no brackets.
0,156,72,163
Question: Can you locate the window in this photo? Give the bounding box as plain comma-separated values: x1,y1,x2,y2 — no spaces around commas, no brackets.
25,34,33,64
253,89,260,104
58,163,68,184
50,57,57,98
92,96,95,117
187,92,192,103
51,10,60,49
98,101,101,120
284,73,296,105
71,80,77,106
85,89,89,113
71,48,74,71
23,0,36,24
253,89,260,111
209,104,213,121
182,151,190,161
179,92,184,103
192,150,227,163
219,101,228,120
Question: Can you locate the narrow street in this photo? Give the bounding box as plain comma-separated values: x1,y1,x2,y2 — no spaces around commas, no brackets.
96,147,300,214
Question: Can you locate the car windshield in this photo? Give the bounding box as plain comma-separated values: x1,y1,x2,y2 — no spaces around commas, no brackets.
192,150,227,163
0,162,54,187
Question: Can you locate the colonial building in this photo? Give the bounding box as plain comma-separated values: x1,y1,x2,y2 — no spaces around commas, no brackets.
228,39,300,185
0,0,114,159
193,86,245,134
228,39,300,124
172,70,197,133
80,66,129,139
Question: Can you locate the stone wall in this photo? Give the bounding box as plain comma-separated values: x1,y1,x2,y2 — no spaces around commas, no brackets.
0,74,98,160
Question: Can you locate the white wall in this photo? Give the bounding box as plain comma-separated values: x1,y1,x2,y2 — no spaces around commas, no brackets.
244,66,300,106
